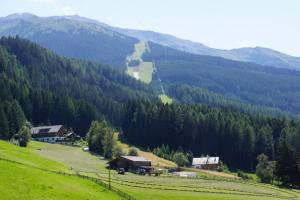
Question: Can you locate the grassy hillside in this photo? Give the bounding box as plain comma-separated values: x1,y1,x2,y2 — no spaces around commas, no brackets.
10,140,298,200
0,141,121,200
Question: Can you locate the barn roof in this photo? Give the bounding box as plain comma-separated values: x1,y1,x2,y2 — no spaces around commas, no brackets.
121,156,150,162
31,125,63,135
192,156,219,165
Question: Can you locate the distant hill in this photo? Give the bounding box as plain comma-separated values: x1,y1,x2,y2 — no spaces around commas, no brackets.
0,13,138,69
117,29,300,71
1,13,300,71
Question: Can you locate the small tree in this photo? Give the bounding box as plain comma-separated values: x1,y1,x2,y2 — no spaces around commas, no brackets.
128,147,138,156
17,125,31,147
113,145,125,157
256,154,274,183
102,128,116,159
173,152,189,167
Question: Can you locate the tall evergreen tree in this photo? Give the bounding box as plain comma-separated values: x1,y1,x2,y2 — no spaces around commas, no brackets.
275,140,300,187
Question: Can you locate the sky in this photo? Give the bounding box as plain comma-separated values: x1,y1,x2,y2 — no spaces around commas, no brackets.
1,0,300,56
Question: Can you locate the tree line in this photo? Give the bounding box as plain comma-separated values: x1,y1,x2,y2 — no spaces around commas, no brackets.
122,100,300,171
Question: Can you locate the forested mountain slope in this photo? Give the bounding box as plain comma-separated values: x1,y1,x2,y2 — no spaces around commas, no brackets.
0,36,154,137
117,28,300,71
0,13,138,69
2,13,300,72
144,42,300,115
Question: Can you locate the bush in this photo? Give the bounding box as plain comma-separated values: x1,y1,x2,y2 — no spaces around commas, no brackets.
17,125,31,147
173,152,189,167
114,145,125,157
128,147,138,156
218,161,229,172
256,154,274,183
237,170,250,180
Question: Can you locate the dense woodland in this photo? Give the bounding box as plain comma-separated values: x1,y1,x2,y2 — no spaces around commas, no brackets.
166,84,286,117
122,100,300,171
144,42,300,115
0,36,153,138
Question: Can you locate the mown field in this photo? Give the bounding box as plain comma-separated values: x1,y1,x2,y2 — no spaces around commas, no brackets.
0,141,122,200
24,141,300,200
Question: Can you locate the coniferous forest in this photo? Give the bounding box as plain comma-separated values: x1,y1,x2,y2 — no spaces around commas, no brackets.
0,36,153,138
122,100,300,171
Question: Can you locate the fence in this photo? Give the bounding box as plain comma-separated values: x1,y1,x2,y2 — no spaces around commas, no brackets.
0,157,136,200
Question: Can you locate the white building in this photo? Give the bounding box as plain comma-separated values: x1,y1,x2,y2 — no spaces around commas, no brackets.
192,156,220,170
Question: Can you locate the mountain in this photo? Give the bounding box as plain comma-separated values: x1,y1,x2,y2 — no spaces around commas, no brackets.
0,13,138,69
1,13,300,71
0,36,154,137
117,29,300,71
143,42,300,115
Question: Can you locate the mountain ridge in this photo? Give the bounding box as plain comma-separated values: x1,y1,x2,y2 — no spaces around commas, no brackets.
1,13,300,71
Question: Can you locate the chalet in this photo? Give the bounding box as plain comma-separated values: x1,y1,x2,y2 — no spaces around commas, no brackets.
192,156,220,170
31,125,65,143
108,156,153,173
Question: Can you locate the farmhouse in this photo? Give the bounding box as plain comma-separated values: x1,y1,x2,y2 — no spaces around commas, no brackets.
31,125,66,143
192,156,220,170
108,156,153,173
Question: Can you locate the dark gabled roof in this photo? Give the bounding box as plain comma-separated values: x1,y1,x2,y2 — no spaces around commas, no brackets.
31,125,63,135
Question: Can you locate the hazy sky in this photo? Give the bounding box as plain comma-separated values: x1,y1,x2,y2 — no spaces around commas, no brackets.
1,0,300,56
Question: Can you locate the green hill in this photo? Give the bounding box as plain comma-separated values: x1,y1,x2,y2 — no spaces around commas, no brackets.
0,140,121,200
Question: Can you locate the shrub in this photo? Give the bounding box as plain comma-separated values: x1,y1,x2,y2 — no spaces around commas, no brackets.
128,147,138,156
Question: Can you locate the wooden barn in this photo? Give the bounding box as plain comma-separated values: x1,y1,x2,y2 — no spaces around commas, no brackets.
192,156,220,170
108,156,153,173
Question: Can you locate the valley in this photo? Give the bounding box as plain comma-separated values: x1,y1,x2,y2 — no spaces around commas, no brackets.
0,6,300,200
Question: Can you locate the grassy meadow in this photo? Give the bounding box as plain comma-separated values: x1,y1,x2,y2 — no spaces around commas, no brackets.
1,140,300,200
0,141,122,200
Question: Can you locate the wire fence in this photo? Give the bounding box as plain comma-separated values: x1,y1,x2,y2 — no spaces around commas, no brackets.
0,157,136,200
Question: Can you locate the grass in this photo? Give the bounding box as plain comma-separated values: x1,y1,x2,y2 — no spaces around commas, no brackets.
0,140,122,200
126,41,154,84
159,94,173,104
2,140,300,200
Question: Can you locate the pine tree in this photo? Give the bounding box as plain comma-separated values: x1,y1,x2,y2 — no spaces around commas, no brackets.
275,140,300,187
0,106,9,139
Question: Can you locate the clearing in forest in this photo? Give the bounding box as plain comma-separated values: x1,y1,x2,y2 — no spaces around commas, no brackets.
126,41,153,84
